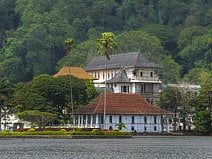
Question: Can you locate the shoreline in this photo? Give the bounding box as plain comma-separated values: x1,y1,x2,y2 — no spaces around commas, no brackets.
0,133,211,139
0,135,132,139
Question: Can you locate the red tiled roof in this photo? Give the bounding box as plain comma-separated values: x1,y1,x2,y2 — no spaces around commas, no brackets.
76,93,172,115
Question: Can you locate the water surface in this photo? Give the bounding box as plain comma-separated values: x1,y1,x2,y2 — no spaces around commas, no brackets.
0,136,211,159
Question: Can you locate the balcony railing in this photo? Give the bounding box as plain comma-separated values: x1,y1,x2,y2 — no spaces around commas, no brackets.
131,76,160,81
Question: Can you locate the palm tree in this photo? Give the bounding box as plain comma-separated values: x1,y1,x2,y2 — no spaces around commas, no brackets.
97,32,117,129
64,38,76,54
97,32,117,60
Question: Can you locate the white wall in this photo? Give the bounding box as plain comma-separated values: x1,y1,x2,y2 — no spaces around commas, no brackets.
75,114,170,133
88,67,161,88
104,115,163,132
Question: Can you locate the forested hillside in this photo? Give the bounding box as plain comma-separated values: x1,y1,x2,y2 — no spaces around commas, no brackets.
0,0,211,84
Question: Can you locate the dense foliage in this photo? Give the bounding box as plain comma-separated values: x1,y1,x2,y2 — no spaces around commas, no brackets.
0,0,211,131
17,110,56,128
0,0,211,84
11,74,97,124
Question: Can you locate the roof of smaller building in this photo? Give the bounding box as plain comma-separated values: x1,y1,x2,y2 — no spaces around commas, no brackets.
107,69,130,83
76,93,171,115
85,52,161,71
53,67,96,80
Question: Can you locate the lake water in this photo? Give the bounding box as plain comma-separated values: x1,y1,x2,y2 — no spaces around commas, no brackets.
0,136,211,159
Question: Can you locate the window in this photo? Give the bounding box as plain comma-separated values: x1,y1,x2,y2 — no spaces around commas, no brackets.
99,115,104,124
109,116,113,124
133,70,137,76
83,115,86,124
94,72,97,78
154,126,157,131
132,116,135,124
144,126,147,131
109,126,113,130
108,73,110,79
92,115,96,124
150,72,153,77
119,116,122,123
144,116,147,124
87,115,91,124
75,117,78,124
98,72,100,79
131,126,134,131
121,86,129,93
154,116,157,124
103,73,105,80
140,72,143,77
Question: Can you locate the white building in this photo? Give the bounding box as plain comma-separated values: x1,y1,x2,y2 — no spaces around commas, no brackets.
85,52,162,104
0,113,27,130
75,93,172,133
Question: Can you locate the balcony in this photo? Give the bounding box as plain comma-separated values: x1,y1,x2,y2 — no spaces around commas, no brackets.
131,76,160,82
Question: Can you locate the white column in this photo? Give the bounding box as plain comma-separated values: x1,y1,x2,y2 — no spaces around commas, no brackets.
77,115,80,127
91,115,93,128
85,115,88,128
96,115,99,128
80,115,83,128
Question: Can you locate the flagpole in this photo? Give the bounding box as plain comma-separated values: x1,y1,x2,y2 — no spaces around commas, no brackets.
69,67,74,130
104,56,107,130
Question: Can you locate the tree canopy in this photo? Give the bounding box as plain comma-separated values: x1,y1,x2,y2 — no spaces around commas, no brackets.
0,0,211,84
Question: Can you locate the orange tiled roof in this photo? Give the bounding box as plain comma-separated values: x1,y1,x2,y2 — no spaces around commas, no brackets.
76,93,172,115
53,67,96,80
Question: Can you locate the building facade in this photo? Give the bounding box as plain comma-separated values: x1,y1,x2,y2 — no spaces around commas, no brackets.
85,52,162,103
75,93,172,133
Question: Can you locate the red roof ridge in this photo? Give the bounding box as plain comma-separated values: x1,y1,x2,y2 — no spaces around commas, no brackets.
94,93,103,113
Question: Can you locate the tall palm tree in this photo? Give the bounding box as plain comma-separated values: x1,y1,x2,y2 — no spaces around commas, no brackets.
97,32,117,129
97,32,117,60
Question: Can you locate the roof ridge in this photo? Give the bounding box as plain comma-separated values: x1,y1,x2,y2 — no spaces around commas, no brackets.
94,93,103,113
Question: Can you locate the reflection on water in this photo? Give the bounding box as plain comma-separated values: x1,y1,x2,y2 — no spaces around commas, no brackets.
0,136,211,159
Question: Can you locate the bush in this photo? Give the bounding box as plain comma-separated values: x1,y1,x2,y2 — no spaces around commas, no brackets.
91,129,104,135
28,128,36,132
60,129,67,132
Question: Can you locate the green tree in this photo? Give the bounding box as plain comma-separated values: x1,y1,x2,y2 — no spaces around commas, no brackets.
193,111,211,134
17,110,56,128
191,73,212,133
158,86,181,131
160,0,189,26
142,24,178,54
178,30,211,74
0,0,19,48
0,78,14,130
64,38,76,54
97,32,117,60
177,26,208,50
182,68,211,84
12,74,96,124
